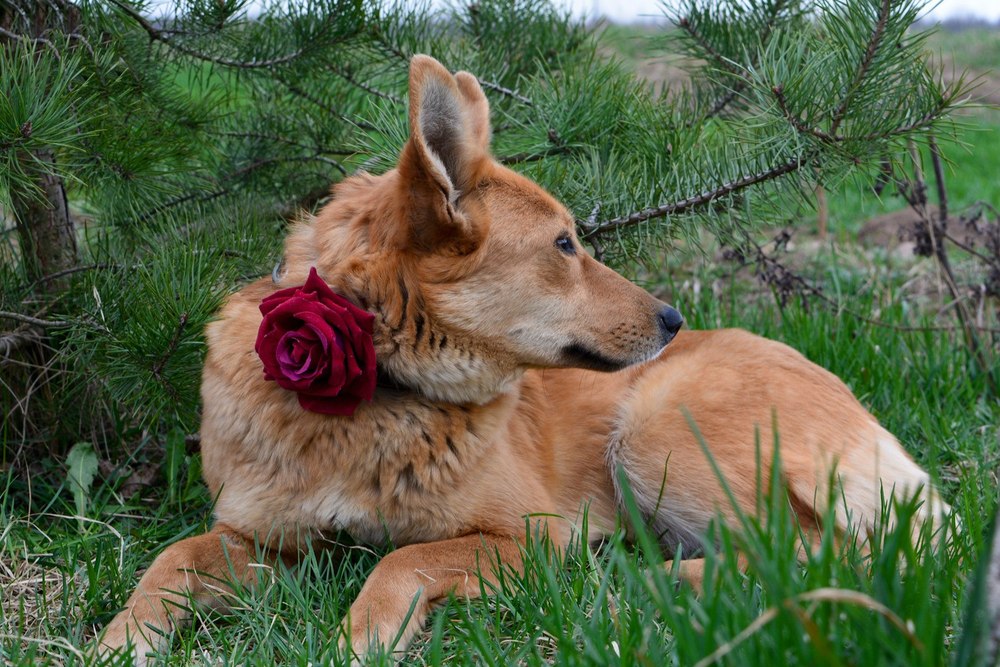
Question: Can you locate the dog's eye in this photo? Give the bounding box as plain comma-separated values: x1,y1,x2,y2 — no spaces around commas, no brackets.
555,235,576,256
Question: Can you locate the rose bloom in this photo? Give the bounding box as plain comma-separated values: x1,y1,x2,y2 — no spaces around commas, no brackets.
255,267,376,415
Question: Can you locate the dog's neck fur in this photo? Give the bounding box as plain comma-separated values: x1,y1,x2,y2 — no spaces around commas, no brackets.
367,290,524,406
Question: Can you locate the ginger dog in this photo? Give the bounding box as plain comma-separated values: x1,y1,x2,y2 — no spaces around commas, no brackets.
100,55,948,663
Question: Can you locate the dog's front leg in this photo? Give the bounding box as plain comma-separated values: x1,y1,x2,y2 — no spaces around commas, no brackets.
98,523,275,665
342,533,523,661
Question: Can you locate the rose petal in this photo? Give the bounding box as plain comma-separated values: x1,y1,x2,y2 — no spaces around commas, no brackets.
276,330,326,382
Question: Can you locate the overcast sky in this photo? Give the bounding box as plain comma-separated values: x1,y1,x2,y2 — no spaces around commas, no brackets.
561,0,1000,23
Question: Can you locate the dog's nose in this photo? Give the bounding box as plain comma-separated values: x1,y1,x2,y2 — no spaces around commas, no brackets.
657,306,684,344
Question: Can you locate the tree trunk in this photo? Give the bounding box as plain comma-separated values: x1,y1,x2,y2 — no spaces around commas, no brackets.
11,149,79,290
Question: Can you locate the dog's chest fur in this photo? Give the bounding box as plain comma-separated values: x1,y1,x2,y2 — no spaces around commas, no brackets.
201,352,517,547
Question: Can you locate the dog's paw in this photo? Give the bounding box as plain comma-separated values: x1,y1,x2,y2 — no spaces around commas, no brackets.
336,629,368,667
92,625,157,667
338,617,401,666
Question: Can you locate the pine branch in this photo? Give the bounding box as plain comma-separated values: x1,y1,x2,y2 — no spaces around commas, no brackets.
582,154,809,239
138,187,229,222
279,81,377,132
702,87,744,121
773,84,837,142
209,131,355,156
137,152,347,222
676,16,742,76
699,0,791,120
829,0,892,135
107,0,305,69
326,64,402,104
774,84,947,143
25,263,109,292
499,145,574,165
150,312,188,384
0,26,62,58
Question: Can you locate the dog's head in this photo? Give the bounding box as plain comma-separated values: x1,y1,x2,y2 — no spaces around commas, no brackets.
281,55,682,403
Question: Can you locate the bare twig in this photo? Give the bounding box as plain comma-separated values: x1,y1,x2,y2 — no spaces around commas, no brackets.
929,134,949,227
478,79,533,106
0,26,61,58
725,232,1000,334
25,263,110,292
943,230,995,265
891,139,998,391
0,311,70,328
0,328,44,359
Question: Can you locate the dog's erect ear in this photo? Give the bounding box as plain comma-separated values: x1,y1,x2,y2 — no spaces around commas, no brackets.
398,55,491,253
454,71,491,152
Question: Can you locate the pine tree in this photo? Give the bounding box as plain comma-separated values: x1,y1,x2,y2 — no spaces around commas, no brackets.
0,0,966,464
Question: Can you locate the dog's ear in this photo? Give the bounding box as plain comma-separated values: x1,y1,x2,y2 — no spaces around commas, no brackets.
454,71,491,152
398,55,490,254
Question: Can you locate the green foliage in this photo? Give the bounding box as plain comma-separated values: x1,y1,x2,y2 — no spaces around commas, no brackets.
0,42,91,202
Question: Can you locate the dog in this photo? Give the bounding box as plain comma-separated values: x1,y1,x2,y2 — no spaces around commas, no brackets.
99,55,949,663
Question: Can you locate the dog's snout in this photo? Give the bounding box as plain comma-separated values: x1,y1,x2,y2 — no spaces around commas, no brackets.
657,306,684,344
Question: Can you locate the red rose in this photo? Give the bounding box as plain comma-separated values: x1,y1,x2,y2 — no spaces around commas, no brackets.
255,267,376,415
